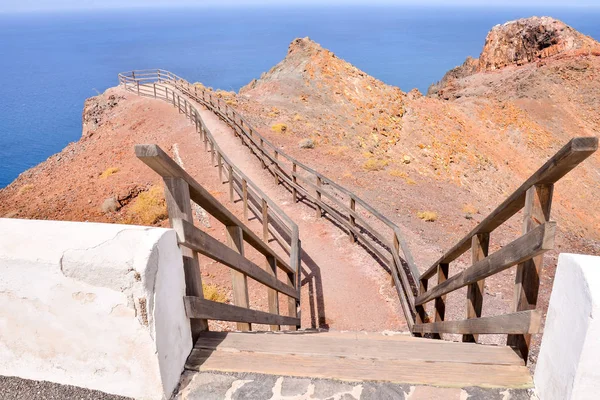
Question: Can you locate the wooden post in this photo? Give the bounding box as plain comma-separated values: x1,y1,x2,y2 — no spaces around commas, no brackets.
262,199,269,243
433,263,449,339
204,128,209,151
349,198,356,243
463,233,490,343
292,163,298,203
157,69,160,82
415,278,428,337
217,153,223,182
210,142,215,165
242,179,248,221
288,239,301,331
260,139,266,169
266,255,280,331
315,177,322,218
163,177,208,340
177,96,181,113
228,165,234,201
165,87,168,100
507,184,553,362
136,81,140,96
153,84,157,98
274,151,280,185
226,225,250,331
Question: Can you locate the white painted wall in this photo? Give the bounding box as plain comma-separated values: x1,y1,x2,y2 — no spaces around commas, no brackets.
0,218,192,400
535,253,600,400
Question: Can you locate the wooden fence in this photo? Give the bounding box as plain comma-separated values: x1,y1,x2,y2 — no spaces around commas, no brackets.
122,71,301,336
120,69,597,364
415,137,597,361
118,69,420,329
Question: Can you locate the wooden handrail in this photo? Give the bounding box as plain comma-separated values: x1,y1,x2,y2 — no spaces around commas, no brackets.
416,222,556,305
413,136,597,362
135,144,295,274
173,218,299,299
420,137,598,281
126,71,419,328
135,141,300,331
123,70,598,356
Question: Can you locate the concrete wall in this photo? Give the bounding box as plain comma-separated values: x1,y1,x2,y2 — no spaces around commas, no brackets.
535,253,600,400
0,218,192,400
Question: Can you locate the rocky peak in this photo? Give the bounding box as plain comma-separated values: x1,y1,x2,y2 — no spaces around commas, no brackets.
478,16,598,71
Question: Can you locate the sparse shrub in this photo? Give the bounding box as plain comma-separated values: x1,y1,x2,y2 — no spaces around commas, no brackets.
362,158,389,172
129,185,168,225
18,184,34,195
271,123,288,133
202,283,227,303
389,169,407,178
100,167,119,179
417,211,438,222
389,170,416,185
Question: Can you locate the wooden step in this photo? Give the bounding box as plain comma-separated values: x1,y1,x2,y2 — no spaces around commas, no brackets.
185,331,533,388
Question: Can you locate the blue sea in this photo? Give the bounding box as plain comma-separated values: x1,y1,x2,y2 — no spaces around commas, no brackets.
1,6,599,188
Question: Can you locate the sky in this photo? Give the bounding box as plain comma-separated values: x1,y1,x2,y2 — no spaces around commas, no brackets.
1,0,599,13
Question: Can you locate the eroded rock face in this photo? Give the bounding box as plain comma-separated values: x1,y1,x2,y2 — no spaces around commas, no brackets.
478,17,598,71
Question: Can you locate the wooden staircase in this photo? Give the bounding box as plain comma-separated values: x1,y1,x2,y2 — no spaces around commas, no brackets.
185,331,532,388
121,70,599,389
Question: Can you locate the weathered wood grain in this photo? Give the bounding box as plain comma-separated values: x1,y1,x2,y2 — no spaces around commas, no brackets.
421,136,598,280
416,222,556,306
184,297,300,326
173,218,298,299
412,310,542,335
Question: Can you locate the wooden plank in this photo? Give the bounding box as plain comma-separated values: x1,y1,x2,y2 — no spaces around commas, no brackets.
266,256,280,331
433,263,449,340
416,222,556,306
421,137,598,280
134,144,294,275
464,233,489,343
227,225,250,331
162,177,208,339
192,331,524,366
173,218,299,299
507,184,553,363
184,297,300,326
185,348,533,388
412,310,542,335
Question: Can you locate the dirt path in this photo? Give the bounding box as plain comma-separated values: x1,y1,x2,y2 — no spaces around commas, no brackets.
171,87,407,332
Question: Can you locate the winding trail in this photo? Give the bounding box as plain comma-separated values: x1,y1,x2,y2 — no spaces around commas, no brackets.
166,84,407,332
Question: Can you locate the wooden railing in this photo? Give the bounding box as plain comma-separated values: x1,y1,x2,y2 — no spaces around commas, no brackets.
415,137,597,362
135,144,300,337
118,69,420,329
124,70,301,335
120,70,598,364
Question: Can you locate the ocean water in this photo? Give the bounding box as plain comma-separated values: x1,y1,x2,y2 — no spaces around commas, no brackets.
1,6,599,188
